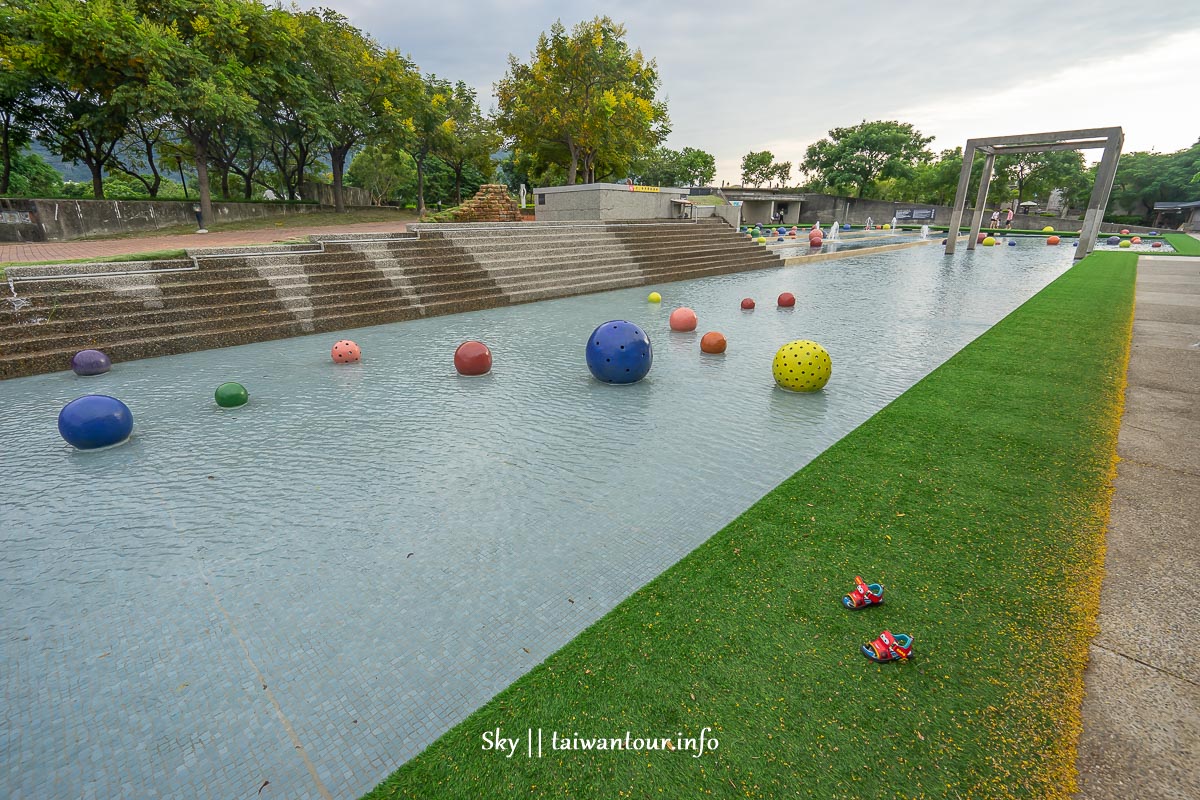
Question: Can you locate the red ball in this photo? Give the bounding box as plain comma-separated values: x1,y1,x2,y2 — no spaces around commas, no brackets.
977,233,987,244
700,331,727,354
1151,241,1163,248
778,292,796,308
454,341,492,375
1046,236,1060,246
1120,229,1130,235
331,340,361,363
740,297,756,310
669,307,698,331
809,236,823,247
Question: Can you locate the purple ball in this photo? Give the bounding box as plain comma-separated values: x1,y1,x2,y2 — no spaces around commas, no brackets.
71,349,111,377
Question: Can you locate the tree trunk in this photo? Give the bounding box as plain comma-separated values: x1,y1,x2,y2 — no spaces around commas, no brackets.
243,173,254,199
90,161,104,199
0,123,11,194
416,154,426,216
219,169,231,200
454,166,463,204
330,144,349,213
193,136,213,228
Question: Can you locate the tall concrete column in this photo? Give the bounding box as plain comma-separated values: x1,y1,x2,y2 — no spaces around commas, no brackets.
1077,135,1123,259
944,142,976,255
966,152,996,251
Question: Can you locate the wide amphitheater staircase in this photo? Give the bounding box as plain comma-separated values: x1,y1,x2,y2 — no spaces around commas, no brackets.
1,219,782,379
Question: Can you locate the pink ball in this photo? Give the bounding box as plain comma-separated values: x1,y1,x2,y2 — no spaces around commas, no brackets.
669,307,698,332
331,340,361,363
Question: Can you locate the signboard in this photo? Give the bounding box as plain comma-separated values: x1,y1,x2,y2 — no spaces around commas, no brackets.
629,185,660,193
895,208,936,221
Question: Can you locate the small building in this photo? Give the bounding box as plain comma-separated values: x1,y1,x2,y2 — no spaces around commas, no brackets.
1152,200,1200,232
704,187,805,226
533,183,740,227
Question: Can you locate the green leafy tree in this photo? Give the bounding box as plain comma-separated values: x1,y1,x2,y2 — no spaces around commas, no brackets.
390,72,454,215
12,0,158,198
1108,142,1200,220
346,143,416,205
677,147,716,186
436,81,501,204
803,120,932,197
0,28,44,195
495,17,669,185
995,150,1086,206
299,9,414,212
144,0,279,225
2,147,62,196
740,150,777,187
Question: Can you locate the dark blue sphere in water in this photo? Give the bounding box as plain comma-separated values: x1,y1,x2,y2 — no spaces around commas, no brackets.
1107,236,1121,245
58,395,133,450
586,320,652,384
1008,240,1016,246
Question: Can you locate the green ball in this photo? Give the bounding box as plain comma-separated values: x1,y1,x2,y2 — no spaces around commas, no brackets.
215,382,249,408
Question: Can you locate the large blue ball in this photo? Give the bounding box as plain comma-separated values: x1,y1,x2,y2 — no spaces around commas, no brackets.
1008,240,1016,246
1107,236,1120,245
58,395,133,450
586,320,652,384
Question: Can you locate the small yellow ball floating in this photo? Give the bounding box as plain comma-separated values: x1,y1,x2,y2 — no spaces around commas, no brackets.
1118,239,1132,248
772,340,831,392
1042,226,1054,232
647,291,662,303
882,223,891,230
982,236,996,246
756,236,767,243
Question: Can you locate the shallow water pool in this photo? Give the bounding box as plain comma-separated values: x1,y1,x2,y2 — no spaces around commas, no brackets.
0,241,1076,799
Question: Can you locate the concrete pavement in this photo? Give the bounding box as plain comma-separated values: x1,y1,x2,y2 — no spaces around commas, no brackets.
1076,253,1200,797
0,219,410,264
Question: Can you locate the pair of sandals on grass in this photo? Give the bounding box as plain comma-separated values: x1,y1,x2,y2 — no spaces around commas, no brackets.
843,576,913,663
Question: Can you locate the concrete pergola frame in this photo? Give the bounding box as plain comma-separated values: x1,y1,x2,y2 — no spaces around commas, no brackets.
944,127,1123,260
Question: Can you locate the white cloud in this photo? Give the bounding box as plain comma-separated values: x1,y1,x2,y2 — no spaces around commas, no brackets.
306,1,1200,184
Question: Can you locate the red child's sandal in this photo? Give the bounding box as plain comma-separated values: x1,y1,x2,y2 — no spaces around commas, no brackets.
842,576,884,610
861,630,913,663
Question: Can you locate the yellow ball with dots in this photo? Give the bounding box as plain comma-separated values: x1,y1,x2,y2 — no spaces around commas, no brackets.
772,340,832,392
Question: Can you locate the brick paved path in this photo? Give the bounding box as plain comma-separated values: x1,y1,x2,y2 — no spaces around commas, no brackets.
0,220,410,264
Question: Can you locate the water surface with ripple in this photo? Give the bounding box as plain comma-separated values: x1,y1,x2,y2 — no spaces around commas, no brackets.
1,242,1075,799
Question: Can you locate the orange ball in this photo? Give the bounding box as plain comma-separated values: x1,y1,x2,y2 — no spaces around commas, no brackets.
331,340,361,363
454,340,492,375
1120,229,1130,235
778,292,796,308
669,307,697,331
700,331,727,354
1131,236,1142,244
1046,236,1060,246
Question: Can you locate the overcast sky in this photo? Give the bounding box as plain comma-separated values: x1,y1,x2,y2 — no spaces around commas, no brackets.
301,0,1200,183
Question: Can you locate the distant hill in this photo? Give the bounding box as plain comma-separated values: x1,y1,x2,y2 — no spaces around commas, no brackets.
29,140,93,182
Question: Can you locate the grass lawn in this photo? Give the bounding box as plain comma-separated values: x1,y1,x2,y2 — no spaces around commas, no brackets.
74,206,415,241
1162,232,1200,255
365,251,1137,800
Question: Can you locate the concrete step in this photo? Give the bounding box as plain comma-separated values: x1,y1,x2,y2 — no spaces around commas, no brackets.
1,292,424,355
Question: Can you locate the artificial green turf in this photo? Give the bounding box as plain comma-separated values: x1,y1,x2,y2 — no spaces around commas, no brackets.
1162,232,1200,255
365,252,1136,800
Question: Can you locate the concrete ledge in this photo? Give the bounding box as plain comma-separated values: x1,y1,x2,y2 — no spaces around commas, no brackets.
781,237,939,266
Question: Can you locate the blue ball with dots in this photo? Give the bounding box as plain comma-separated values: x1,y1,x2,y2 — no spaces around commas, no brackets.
585,321,652,384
